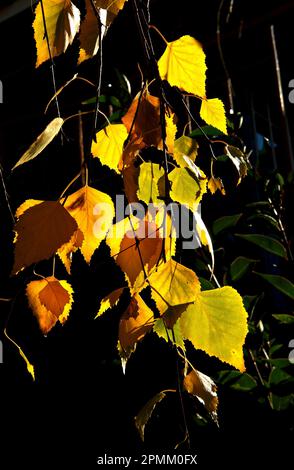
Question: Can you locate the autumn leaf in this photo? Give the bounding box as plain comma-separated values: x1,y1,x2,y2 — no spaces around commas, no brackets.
153,317,185,351
173,135,198,167
149,259,201,315
180,286,248,371
208,176,226,195
12,118,64,170
57,229,84,273
78,0,106,64
12,200,77,275
134,391,167,442
95,287,125,318
122,163,140,203
96,0,128,25
137,162,164,204
184,368,218,422
158,113,177,155
193,210,214,270
33,0,81,67
26,276,73,334
169,167,207,211
63,185,115,263
91,124,128,173
118,294,154,360
200,98,227,135
158,35,207,98
225,145,250,185
122,91,161,148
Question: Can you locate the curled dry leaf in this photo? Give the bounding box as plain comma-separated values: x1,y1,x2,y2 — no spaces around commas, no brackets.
26,276,73,334
33,0,81,67
12,118,64,171
184,368,218,422
12,200,78,275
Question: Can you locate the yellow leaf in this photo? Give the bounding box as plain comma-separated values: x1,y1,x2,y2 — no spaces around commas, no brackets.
173,136,198,167
149,259,201,315
12,118,64,170
200,98,227,135
180,286,248,371
15,199,43,218
26,276,74,334
33,0,81,67
169,167,207,211
95,287,125,318
194,210,214,271
183,368,218,420
208,176,226,195
158,35,207,98
91,124,128,173
119,294,154,360
137,162,164,204
153,318,185,351
57,229,84,273
12,200,77,275
63,185,114,263
161,113,177,154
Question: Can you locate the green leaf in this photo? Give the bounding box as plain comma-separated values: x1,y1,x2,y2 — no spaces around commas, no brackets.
212,214,242,236
254,273,294,300
242,294,262,313
245,201,270,209
217,370,257,391
235,234,288,259
246,214,279,230
230,257,258,281
269,368,294,387
199,277,215,291
190,125,224,137
271,393,294,411
272,314,294,324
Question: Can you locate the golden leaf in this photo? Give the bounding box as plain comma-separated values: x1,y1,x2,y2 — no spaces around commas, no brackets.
137,162,164,204
200,98,227,135
153,317,185,351
63,185,115,263
180,286,248,371
57,229,84,273
95,287,125,318
33,0,81,67
158,35,207,98
78,0,106,64
184,368,218,420
26,276,74,334
12,118,64,170
12,201,77,275
208,176,226,195
91,124,128,173
173,135,198,167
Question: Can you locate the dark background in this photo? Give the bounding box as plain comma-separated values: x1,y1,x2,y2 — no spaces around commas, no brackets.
0,0,293,467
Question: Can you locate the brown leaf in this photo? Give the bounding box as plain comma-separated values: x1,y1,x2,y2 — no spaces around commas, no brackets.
39,278,70,317
12,201,78,275
183,368,218,421
135,391,167,441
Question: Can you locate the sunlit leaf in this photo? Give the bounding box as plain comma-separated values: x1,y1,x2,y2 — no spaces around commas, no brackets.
158,35,207,98
91,124,128,173
180,286,248,371
150,259,200,315
63,185,115,263
78,0,106,64
173,135,198,167
57,229,84,273
12,118,64,170
95,287,125,318
184,368,218,421
208,176,225,195
169,167,207,211
137,162,164,204
12,200,77,275
200,98,227,135
26,276,73,334
153,318,185,351
33,0,81,67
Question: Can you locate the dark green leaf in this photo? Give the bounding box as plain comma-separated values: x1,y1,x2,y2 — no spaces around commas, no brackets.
271,393,294,411
217,370,257,391
213,214,242,236
230,257,258,281
254,273,294,300
199,277,215,291
272,314,294,324
190,125,224,137
269,368,294,387
246,214,279,230
235,234,287,259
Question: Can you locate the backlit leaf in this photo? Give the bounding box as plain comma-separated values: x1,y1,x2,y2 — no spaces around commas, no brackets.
225,145,250,185
63,185,115,263
180,286,248,371
78,0,106,64
153,318,185,351
33,0,81,67
12,118,64,170
91,124,128,173
200,98,227,135
57,229,84,273
173,135,198,167
158,35,207,98
184,368,218,421
26,276,73,334
95,287,125,318
137,162,164,204
13,201,77,275
169,167,207,211
208,176,226,195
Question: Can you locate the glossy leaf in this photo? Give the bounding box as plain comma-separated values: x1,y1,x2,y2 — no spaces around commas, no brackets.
254,272,294,300
235,234,288,259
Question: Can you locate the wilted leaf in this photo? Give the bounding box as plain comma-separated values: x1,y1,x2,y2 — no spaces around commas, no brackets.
135,391,167,441
200,98,227,135
26,276,73,334
95,287,125,318
150,259,200,315
184,368,218,420
13,201,77,275
119,294,154,358
173,135,198,167
78,0,106,64
235,234,288,259
180,286,248,371
12,118,64,170
158,35,207,98
137,162,164,204
63,185,115,263
33,0,81,67
208,176,225,195
254,272,294,300
91,124,128,173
